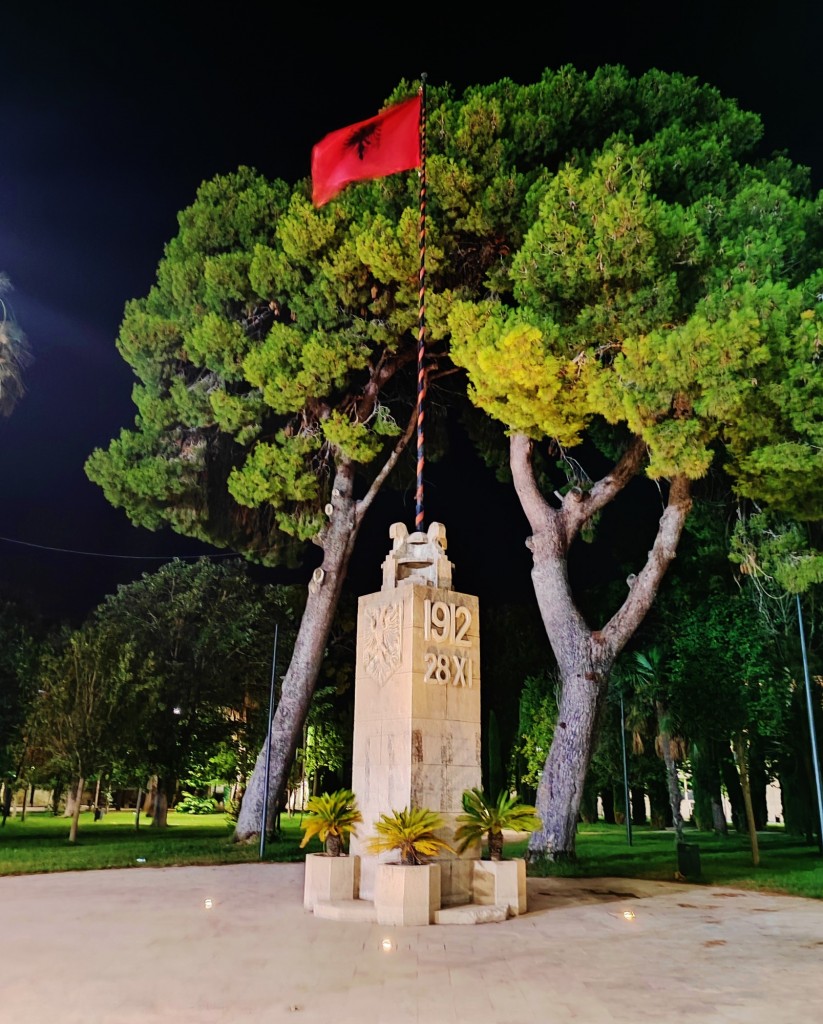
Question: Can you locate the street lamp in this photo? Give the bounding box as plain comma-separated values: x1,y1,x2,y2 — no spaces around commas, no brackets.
796,595,823,852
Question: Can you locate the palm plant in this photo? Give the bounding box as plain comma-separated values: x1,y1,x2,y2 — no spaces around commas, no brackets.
299,789,362,856
366,806,454,865
625,647,687,844
453,788,541,861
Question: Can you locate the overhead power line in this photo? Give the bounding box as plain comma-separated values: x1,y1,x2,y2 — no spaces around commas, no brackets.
0,534,239,561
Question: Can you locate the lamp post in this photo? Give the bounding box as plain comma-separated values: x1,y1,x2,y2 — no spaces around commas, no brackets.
259,624,279,861
796,595,823,853
620,692,632,846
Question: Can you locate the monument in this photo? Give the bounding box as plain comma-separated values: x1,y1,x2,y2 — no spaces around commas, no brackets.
348,521,482,905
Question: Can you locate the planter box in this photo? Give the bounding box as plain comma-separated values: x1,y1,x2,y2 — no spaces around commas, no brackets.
303,852,359,911
471,858,527,916
374,862,441,927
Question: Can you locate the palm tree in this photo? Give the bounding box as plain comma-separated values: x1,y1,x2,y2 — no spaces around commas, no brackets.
0,275,32,417
628,647,687,843
298,789,362,856
453,788,541,861
366,806,454,866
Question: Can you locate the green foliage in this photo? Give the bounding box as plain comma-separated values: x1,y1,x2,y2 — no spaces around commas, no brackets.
453,788,540,860
299,789,362,855
297,686,348,797
511,672,559,790
485,709,503,801
441,73,823,516
175,792,218,815
85,158,425,565
366,806,454,865
731,508,823,595
31,623,143,789
79,560,297,812
668,591,784,744
0,602,43,784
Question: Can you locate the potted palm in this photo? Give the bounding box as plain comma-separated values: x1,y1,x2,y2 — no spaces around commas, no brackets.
366,806,454,926
454,788,541,916
300,789,363,911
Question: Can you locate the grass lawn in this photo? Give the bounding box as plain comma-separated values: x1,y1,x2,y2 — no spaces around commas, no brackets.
0,809,309,875
2,812,822,900
506,822,823,899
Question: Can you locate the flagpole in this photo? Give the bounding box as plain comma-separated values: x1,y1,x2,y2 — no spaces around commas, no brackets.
415,73,428,534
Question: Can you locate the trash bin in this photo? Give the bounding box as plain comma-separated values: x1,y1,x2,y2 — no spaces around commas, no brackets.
676,841,701,878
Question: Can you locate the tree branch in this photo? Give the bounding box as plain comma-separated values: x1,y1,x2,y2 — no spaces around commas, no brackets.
598,474,692,659
355,405,417,524
509,432,554,538
560,434,647,545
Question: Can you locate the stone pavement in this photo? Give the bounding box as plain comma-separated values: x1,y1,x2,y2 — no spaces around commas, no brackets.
1,862,822,1023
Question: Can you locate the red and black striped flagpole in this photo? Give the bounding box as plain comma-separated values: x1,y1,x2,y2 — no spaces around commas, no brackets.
415,73,428,534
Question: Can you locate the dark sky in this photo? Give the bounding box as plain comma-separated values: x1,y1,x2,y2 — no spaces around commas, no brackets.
1,2,821,625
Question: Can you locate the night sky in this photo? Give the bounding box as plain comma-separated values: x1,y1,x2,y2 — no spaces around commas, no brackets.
2,3,821,625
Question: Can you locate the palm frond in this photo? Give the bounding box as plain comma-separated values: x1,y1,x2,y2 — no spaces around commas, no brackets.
366,806,454,865
299,789,362,849
453,788,540,857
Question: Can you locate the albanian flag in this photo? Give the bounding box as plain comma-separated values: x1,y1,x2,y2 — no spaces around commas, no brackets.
311,94,421,207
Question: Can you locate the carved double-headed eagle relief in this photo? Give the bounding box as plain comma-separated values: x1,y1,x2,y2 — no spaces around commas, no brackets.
362,601,403,685
362,522,454,685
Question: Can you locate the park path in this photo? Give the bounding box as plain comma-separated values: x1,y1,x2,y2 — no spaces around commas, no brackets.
1,862,822,1023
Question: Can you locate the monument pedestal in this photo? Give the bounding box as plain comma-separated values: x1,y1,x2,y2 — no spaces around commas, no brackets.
349,523,482,905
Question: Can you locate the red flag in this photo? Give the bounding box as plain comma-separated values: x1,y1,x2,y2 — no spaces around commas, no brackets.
311,94,421,207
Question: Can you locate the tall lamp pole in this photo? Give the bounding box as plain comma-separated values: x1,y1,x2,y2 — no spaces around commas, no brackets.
796,595,823,852
620,692,633,846
259,624,280,861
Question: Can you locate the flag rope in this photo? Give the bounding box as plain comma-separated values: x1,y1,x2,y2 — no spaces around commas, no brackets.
415,73,428,534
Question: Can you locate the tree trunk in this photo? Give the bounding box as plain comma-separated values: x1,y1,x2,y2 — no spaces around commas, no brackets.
510,433,692,862
232,402,415,845
64,782,78,819
630,785,647,826
529,652,610,858
68,776,84,844
234,463,361,842
579,778,600,823
648,774,671,829
1,781,12,825
749,738,769,830
150,783,169,827
656,702,685,842
720,747,747,832
734,734,760,866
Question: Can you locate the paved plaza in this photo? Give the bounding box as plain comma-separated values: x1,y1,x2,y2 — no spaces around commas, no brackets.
2,862,822,1023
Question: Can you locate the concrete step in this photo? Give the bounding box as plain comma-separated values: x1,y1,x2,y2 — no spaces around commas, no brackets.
434,903,509,925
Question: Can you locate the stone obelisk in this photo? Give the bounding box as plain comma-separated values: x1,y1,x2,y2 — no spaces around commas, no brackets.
349,522,481,905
